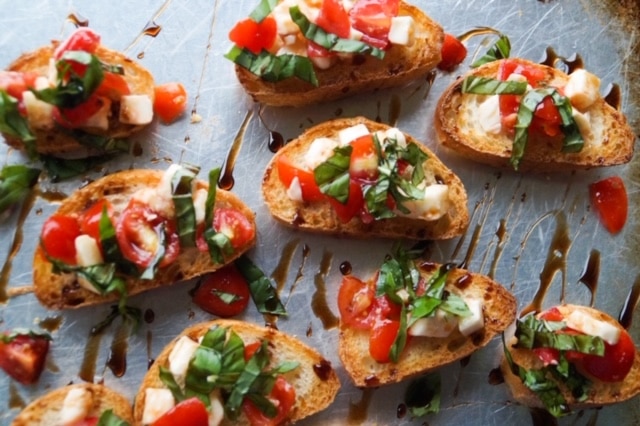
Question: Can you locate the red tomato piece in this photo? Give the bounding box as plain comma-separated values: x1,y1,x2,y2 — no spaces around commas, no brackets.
54,27,101,59
589,176,628,234
438,33,467,71
41,214,81,264
533,347,560,366
229,16,277,54
242,375,296,426
276,155,325,202
95,72,131,101
0,333,50,384
578,328,636,382
213,208,255,250
153,82,188,124
350,0,399,47
328,180,364,223
151,397,209,426
0,71,39,100
69,418,99,426
349,134,379,181
338,275,375,329
244,341,261,362
52,94,106,128
192,264,251,317
307,41,334,59
79,199,113,243
317,0,351,38
369,318,400,363
538,307,564,322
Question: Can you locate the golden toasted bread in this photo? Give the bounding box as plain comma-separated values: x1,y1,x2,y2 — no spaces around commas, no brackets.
501,304,640,412
134,319,340,425
233,1,443,107
33,168,256,309
339,263,517,387
262,116,469,240
11,383,133,426
435,58,635,172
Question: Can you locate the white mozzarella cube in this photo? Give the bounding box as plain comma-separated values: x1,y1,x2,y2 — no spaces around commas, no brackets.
119,94,153,125
310,55,333,70
81,97,112,130
75,235,104,267
408,310,459,338
142,388,175,425
209,389,225,426
338,124,370,146
381,127,407,148
572,109,593,142
34,76,51,90
388,16,414,46
458,298,484,336
401,184,450,221
192,188,208,224
565,69,601,111
305,137,339,170
169,336,200,385
22,91,55,130
286,176,304,202
477,95,502,135
60,387,93,426
564,310,620,345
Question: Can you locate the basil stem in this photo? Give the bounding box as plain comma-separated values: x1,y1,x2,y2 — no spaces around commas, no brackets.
225,46,319,86
471,33,511,68
0,91,36,157
404,373,441,417
0,165,40,215
235,255,287,316
461,76,527,95
249,0,278,22
96,409,130,426
171,164,200,247
314,145,352,203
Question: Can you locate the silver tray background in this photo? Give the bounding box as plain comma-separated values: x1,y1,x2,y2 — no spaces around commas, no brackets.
1,1,639,424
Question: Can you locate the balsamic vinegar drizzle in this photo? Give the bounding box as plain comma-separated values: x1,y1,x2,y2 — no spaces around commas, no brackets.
540,47,584,74
578,249,600,306
79,332,103,382
219,109,254,191
271,239,300,292
347,388,375,424
106,321,131,378
123,0,172,54
67,12,89,27
388,94,401,127
619,274,640,329
8,382,25,410
38,315,63,333
311,250,339,329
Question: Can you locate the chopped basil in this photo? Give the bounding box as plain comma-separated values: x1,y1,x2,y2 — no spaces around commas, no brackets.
171,164,200,247
97,206,138,276
249,0,278,22
41,154,118,182
204,167,220,230
225,46,319,86
72,130,130,153
235,255,287,316
313,145,352,203
289,6,385,59
461,76,527,95
204,228,234,265
96,409,130,426
471,33,511,68
0,91,36,157
389,304,408,363
404,373,441,417
0,328,51,344
225,340,272,419
515,315,605,356
550,354,590,402
0,164,40,215
160,366,188,401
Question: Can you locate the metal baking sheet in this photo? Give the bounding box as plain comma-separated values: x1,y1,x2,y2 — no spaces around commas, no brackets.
1,1,639,424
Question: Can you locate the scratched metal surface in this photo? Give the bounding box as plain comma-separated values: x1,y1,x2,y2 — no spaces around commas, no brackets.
1,0,639,425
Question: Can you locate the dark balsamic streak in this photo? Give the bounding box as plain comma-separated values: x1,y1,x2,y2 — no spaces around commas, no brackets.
271,239,299,293
283,243,310,309
122,0,173,54
79,332,103,382
578,249,600,306
67,12,89,27
8,382,25,410
348,388,375,424
388,94,401,127
311,250,339,330
106,321,131,378
619,274,640,329
219,109,254,190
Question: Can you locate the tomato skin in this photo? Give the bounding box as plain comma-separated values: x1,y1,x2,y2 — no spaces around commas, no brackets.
369,318,400,363
242,375,296,426
0,71,39,100
192,264,251,317
41,214,81,264
151,397,209,426
350,0,399,47
276,155,325,202
328,180,364,223
0,333,50,385
438,33,467,71
54,28,101,59
53,94,106,128
244,341,262,362
68,418,99,426
579,328,636,382
79,199,113,244
213,208,256,250
338,275,375,329
229,16,277,54
349,134,379,181
589,176,628,234
153,82,188,124
317,0,351,38
95,72,130,101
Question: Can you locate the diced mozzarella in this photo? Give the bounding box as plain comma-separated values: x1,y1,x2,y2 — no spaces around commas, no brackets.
119,94,153,125
565,69,601,111
168,336,200,386
477,95,502,135
310,55,333,70
408,309,459,338
338,124,369,145
209,389,225,426
60,387,93,426
564,310,620,345
142,388,175,425
572,109,593,143
22,91,55,130
81,97,112,130
388,16,414,46
382,128,407,148
74,235,104,294
305,137,339,170
34,76,51,90
286,176,304,202
401,184,450,221
193,188,208,224
458,298,484,336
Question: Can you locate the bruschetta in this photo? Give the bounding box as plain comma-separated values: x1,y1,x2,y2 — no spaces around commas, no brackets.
262,116,469,240
133,319,341,425
435,58,635,171
338,246,517,387
33,164,256,310
501,304,640,417
11,383,133,426
1,27,155,157
226,0,444,107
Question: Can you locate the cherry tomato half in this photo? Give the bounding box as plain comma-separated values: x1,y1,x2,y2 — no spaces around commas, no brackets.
95,72,131,101
153,82,188,124
192,264,251,317
151,397,209,426
79,199,113,243
242,375,296,426
369,318,400,363
350,0,399,48
438,33,467,71
327,180,364,223
54,27,101,59
338,275,375,329
213,207,256,250
229,16,277,54
276,155,325,203
0,71,39,100
52,94,105,129
41,214,81,264
0,333,50,385
589,176,628,234
349,134,379,181
579,328,636,382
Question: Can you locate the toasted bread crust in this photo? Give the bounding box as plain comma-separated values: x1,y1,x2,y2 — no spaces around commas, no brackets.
339,265,517,387
11,383,133,426
32,169,256,310
134,319,341,425
501,304,640,410
435,59,635,172
235,2,443,107
262,116,469,240
4,42,155,155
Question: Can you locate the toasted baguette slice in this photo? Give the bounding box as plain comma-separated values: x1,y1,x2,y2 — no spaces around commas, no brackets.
339,264,517,387
262,116,469,240
234,2,443,107
134,319,340,425
11,383,133,426
435,59,635,172
4,40,155,155
33,168,256,309
501,304,640,412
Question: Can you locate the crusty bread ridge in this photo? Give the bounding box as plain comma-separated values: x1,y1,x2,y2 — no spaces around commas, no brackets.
4,42,155,155
262,116,469,240
133,319,341,425
501,304,640,410
11,383,134,426
235,2,443,107
339,265,517,387
33,169,256,310
434,59,635,172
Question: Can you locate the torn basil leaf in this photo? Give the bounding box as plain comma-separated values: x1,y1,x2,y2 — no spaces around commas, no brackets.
405,372,441,417
235,255,286,316
225,46,318,86
205,167,221,230
0,164,40,215
171,164,200,247
314,145,352,203
471,33,511,68
204,228,234,265
249,0,278,22
96,409,130,426
515,315,605,356
461,76,527,95
0,91,36,156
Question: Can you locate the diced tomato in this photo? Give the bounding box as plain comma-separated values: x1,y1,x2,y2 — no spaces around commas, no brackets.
338,275,375,329
153,82,188,124
438,33,467,71
538,307,564,322
328,180,364,223
307,41,333,59
578,328,635,382
533,347,560,366
350,0,399,48
213,208,255,250
0,332,50,385
276,155,325,202
589,176,628,234
530,96,562,137
52,94,106,128
69,418,99,426
192,264,251,317
41,214,82,264
229,16,277,54
498,59,546,87
79,199,113,244
115,202,180,269
244,341,262,362
151,397,209,426
0,71,39,100
369,318,399,363
317,0,351,38
95,72,131,101
349,134,379,181
54,27,101,59
242,375,296,426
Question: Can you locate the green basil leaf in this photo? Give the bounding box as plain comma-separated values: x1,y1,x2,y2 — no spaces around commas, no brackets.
0,328,51,344
244,392,278,418
0,165,40,215
249,0,278,22
160,365,188,402
71,130,130,152
425,263,455,299
313,145,352,203
205,168,220,230
550,354,590,402
171,164,200,247
461,76,527,95
405,373,441,417
409,296,441,322
204,228,234,265
0,91,36,157
139,224,166,280
389,304,408,363
41,154,119,183
96,409,130,426
520,367,570,417
471,33,511,68
515,315,605,356
225,46,318,86
187,346,223,395
439,293,471,317
225,340,271,420
235,255,287,316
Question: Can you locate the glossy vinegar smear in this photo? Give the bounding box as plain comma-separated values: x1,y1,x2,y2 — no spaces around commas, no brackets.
219,109,254,191
311,250,339,329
